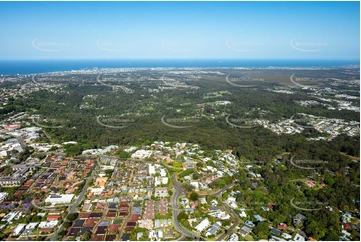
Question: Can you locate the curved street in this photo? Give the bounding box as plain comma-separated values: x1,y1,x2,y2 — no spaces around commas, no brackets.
171,171,238,240
216,203,240,241
171,173,197,240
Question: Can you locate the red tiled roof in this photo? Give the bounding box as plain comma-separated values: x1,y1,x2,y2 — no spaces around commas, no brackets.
269,203,276,209
130,214,140,222
105,235,117,241
84,219,99,227
90,235,103,241
96,203,105,210
278,223,288,230
342,223,352,230
78,213,90,219
14,190,25,196
47,215,61,221
106,211,116,218
40,228,53,233
108,224,120,233
124,226,135,231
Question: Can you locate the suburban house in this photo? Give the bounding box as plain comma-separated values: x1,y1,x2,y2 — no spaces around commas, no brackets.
206,222,221,237
195,218,210,232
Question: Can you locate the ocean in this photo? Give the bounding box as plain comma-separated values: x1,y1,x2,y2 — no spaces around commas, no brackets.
0,59,359,76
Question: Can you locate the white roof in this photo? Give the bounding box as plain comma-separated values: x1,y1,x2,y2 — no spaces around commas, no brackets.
39,220,58,228
13,223,26,235
195,218,210,232
26,222,39,229
45,194,74,204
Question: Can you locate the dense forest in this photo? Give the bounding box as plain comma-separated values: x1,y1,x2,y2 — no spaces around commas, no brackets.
2,76,359,162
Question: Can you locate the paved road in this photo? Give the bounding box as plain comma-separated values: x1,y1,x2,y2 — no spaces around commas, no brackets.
48,158,100,241
171,173,197,240
216,203,240,241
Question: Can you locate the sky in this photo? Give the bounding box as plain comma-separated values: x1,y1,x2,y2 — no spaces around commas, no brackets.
0,1,359,60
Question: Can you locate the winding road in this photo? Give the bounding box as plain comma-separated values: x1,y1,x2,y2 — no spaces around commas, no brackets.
216,203,240,241
172,172,237,240
172,173,198,240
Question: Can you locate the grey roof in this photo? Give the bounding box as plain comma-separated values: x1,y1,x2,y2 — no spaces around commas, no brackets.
208,223,221,235
99,220,110,227
133,206,142,214
245,220,255,227
294,213,307,220
254,214,265,222
240,225,252,233
270,228,282,235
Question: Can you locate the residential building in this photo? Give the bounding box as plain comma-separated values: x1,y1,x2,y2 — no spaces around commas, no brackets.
195,218,210,232
45,194,74,204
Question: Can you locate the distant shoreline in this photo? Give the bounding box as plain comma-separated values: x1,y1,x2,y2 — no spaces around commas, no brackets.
0,59,359,76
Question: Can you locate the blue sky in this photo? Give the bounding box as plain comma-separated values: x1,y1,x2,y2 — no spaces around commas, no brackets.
0,1,359,60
